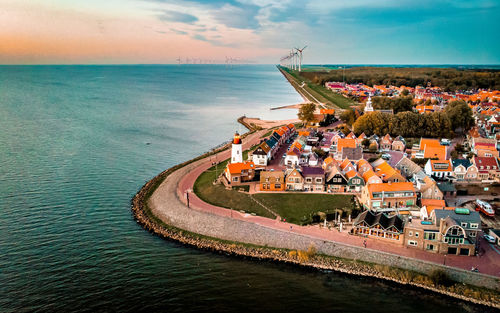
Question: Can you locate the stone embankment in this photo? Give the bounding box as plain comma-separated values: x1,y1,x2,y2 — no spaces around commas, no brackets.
132,155,499,308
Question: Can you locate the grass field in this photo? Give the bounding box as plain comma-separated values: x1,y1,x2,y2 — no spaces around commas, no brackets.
193,148,356,225
254,193,356,225
280,66,356,110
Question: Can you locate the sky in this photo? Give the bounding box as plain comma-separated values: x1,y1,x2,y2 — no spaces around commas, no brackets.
1,0,499,64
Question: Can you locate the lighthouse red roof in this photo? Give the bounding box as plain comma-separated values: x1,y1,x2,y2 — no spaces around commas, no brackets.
233,132,241,144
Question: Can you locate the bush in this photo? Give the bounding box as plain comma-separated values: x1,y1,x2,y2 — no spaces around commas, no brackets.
429,269,454,287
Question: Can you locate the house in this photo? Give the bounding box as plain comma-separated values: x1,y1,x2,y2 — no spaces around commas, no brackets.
302,166,325,192
356,159,373,176
251,142,271,166
335,138,357,160
260,171,285,191
308,153,319,166
420,176,444,200
437,182,457,197
404,208,481,256
424,159,453,178
404,208,480,256
345,169,364,192
356,132,367,146
412,138,447,160
352,210,404,243
285,168,304,191
225,161,256,185
380,134,392,151
391,136,406,152
473,156,500,181
371,159,406,183
395,157,423,180
284,147,301,167
360,182,417,211
419,199,446,220
322,156,337,173
341,147,363,161
325,165,348,193
362,169,383,185
452,159,479,181
339,158,356,173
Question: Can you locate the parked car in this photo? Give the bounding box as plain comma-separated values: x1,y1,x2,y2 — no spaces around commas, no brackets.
441,138,451,146
381,153,391,160
484,234,496,244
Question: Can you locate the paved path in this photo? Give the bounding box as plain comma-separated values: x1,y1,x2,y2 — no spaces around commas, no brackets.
152,128,500,277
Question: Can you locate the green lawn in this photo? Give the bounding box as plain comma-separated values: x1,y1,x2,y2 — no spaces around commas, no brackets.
280,66,356,110
193,144,357,225
254,193,356,225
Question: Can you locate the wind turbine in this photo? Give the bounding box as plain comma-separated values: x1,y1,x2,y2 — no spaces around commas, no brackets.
295,45,307,72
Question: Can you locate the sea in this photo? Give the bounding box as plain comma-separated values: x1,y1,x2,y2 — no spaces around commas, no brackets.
0,65,492,312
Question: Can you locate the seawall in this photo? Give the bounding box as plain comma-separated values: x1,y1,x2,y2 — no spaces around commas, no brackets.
131,139,499,307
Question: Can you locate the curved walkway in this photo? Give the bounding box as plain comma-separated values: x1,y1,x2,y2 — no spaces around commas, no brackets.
149,129,500,282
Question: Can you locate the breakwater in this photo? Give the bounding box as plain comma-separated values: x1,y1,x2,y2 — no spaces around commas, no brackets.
131,130,499,308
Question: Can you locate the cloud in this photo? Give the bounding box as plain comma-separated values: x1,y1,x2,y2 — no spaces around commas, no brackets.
170,28,188,35
157,10,198,24
212,3,260,29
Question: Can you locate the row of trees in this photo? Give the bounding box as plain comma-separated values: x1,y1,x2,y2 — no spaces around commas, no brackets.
349,100,474,138
371,95,414,114
301,67,500,91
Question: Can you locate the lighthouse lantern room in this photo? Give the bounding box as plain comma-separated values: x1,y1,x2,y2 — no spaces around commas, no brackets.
231,132,243,163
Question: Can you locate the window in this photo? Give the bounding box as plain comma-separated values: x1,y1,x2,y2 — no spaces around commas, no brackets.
470,223,478,229
415,232,419,238
233,177,239,182
409,231,413,237
408,240,417,247
426,244,435,251
306,178,312,183
315,178,323,183
461,222,467,228
424,232,436,240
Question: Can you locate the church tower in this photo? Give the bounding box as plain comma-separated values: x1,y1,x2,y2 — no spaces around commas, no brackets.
364,94,374,113
231,132,243,163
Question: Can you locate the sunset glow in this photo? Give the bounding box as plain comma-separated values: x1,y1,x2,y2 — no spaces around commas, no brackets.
1,0,499,64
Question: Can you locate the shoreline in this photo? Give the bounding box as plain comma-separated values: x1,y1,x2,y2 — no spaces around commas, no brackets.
131,117,499,308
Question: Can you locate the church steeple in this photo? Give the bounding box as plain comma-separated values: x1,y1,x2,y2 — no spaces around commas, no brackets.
364,94,374,113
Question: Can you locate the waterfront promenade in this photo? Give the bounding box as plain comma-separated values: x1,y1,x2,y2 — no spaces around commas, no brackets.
148,127,500,280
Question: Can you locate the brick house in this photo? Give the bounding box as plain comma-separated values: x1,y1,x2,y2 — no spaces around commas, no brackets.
302,166,325,192
225,161,256,185
403,208,480,256
260,171,285,191
360,182,416,211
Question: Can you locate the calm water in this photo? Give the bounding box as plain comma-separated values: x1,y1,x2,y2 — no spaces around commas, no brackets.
0,65,490,312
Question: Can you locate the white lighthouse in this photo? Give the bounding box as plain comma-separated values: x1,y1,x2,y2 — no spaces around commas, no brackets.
231,132,243,163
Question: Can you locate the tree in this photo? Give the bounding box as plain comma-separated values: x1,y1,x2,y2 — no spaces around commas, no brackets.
361,138,370,148
401,88,410,96
298,103,316,124
340,109,356,126
445,100,475,132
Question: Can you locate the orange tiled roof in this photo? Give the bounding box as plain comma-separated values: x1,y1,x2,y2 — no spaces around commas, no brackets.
362,169,379,182
345,169,358,179
423,146,446,160
421,199,446,207
368,182,415,197
337,138,357,153
419,138,441,149
373,160,402,180
226,161,255,174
